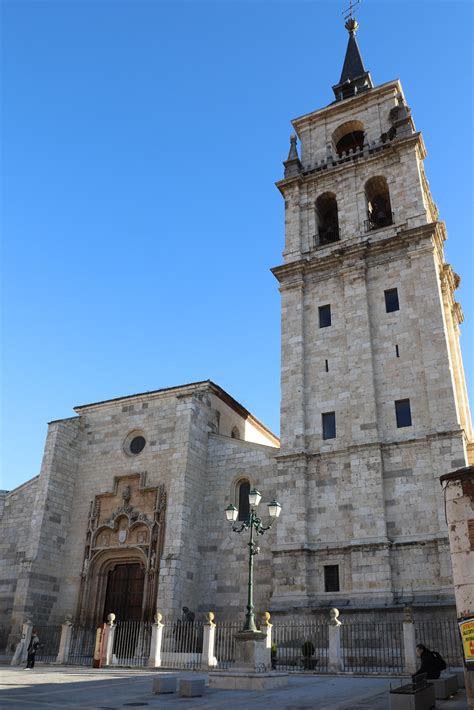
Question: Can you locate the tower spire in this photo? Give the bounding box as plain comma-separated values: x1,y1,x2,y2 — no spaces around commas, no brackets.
332,2,373,102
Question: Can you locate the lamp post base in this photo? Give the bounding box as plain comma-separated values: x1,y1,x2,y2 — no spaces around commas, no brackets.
234,630,269,672
209,670,288,691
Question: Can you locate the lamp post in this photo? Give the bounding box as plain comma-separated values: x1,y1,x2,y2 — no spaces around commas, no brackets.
226,488,282,633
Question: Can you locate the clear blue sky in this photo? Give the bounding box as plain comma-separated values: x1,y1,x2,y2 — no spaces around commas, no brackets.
1,1,473,491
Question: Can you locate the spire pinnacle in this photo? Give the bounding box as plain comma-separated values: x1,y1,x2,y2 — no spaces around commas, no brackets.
332,2,373,101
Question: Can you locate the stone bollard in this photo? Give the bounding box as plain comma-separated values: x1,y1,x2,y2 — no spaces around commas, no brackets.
11,619,33,666
56,615,73,664
102,613,116,667
328,608,342,673
402,607,417,674
202,612,217,669
148,612,164,668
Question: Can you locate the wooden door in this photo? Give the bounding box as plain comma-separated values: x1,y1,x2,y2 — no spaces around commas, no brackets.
103,563,145,621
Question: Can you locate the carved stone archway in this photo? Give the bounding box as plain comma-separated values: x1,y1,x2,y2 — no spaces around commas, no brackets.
76,472,166,625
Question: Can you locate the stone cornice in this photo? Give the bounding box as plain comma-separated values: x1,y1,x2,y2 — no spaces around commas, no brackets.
271,222,440,285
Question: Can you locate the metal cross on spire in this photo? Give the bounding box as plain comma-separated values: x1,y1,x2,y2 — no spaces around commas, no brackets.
343,0,361,33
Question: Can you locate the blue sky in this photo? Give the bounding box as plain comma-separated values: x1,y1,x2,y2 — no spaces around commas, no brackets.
1,0,473,491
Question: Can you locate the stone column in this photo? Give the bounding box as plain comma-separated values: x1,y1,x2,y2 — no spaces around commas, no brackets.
148,612,164,668
56,615,73,664
202,612,217,669
260,612,273,652
10,619,33,666
102,613,116,667
402,607,417,674
328,608,342,673
440,467,474,708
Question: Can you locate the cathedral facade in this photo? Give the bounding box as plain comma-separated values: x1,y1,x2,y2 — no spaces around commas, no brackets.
1,20,472,643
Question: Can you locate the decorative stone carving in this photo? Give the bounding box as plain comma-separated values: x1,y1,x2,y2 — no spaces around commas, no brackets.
77,473,167,624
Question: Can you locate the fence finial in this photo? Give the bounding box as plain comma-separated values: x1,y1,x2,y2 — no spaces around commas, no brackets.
329,608,341,626
403,606,413,623
153,611,163,624
107,613,116,625
206,611,216,626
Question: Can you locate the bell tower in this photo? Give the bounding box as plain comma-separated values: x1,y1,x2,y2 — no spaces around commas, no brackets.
271,16,472,612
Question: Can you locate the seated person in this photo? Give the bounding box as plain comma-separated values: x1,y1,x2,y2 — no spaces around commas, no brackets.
412,644,441,680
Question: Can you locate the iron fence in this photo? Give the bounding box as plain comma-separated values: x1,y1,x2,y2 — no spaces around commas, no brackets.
112,620,152,667
215,620,241,669
67,625,97,666
272,619,329,673
160,619,204,670
415,619,463,668
35,624,62,663
341,622,404,673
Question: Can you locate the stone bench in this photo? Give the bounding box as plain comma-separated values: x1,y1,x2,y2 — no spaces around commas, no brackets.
152,675,178,694
179,677,205,697
389,682,435,710
432,674,458,699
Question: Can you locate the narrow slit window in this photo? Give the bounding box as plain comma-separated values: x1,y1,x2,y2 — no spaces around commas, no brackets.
325,359,329,372
395,344,400,358
395,399,412,428
324,565,340,592
322,411,336,440
237,480,250,521
385,288,399,313
319,304,332,328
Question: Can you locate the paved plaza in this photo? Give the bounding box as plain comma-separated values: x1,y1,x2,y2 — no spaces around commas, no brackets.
0,666,468,709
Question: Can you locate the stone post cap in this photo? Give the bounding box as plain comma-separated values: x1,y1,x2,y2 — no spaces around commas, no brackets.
64,614,73,626
260,611,272,626
329,608,341,626
107,613,116,625
153,611,163,625
403,607,414,623
206,611,215,626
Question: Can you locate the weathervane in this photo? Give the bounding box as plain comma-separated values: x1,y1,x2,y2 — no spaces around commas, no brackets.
343,0,360,33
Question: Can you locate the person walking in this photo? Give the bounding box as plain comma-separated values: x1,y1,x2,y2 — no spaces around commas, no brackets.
24,630,40,669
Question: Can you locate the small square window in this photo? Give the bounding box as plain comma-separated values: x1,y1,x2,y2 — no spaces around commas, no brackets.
324,565,340,592
322,411,336,440
384,288,399,313
319,304,332,328
395,399,412,428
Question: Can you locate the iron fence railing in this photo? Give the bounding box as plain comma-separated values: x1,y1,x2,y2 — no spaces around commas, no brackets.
112,620,152,667
160,620,204,670
415,619,463,668
34,624,62,663
341,622,404,673
67,625,97,666
272,619,329,673
215,620,241,669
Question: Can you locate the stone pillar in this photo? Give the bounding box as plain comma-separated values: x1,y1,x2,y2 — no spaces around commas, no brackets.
402,607,417,674
148,612,164,668
440,467,474,708
260,611,273,652
202,612,217,669
102,614,116,667
10,619,33,666
328,608,342,673
56,615,73,664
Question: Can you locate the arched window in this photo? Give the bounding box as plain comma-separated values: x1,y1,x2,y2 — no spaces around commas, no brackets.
237,479,250,521
316,193,340,245
332,120,365,157
231,426,241,439
365,176,393,230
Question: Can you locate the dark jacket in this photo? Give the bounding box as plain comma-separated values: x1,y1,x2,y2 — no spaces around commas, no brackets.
413,650,441,680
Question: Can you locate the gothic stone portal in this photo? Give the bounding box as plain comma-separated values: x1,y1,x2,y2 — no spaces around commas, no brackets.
76,473,166,625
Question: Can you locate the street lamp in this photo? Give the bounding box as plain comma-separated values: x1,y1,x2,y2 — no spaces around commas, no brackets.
225,487,282,633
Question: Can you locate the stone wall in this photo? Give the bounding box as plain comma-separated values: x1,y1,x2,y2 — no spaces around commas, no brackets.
0,477,38,646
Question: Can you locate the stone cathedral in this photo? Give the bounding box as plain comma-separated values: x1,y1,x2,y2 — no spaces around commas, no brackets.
1,19,472,644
